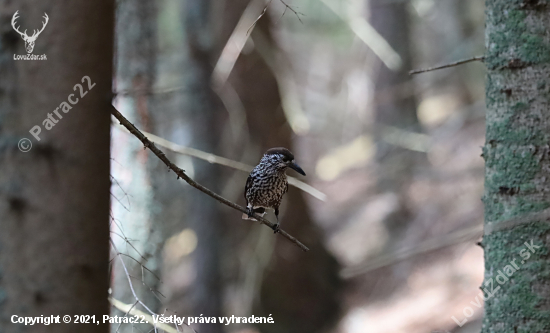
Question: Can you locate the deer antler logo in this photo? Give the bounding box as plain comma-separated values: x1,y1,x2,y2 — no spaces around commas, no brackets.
11,11,49,54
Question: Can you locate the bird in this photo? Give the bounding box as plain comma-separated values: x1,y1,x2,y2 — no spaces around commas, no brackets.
242,147,306,233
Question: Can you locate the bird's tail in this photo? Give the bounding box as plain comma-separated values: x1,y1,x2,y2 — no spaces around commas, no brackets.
242,207,266,221
242,213,257,221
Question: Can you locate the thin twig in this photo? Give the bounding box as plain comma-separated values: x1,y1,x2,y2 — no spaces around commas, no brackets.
111,175,132,209
112,240,159,333
115,300,138,333
341,207,550,276
110,191,130,212
114,85,186,96
485,208,550,235
118,253,162,282
247,0,273,34
110,230,148,262
279,0,304,23
409,55,485,75
111,240,192,333
110,298,187,333
340,224,483,278
247,0,303,34
110,105,310,252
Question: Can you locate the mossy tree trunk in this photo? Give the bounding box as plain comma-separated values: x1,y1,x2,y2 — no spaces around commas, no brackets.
481,1,550,332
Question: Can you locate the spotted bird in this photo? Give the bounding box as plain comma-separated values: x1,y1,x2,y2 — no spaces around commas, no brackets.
243,147,306,232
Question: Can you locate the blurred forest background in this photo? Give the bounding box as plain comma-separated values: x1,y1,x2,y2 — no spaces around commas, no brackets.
109,0,487,333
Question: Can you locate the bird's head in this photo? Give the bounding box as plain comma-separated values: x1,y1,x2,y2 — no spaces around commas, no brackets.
264,147,306,176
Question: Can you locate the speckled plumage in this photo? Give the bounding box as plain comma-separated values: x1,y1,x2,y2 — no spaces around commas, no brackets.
242,148,305,227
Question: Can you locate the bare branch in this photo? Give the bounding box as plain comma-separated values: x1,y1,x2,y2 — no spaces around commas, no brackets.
110,106,310,252
409,55,485,75
111,240,192,333
128,129,326,201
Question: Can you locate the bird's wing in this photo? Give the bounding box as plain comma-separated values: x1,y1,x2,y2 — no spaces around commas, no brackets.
244,174,253,204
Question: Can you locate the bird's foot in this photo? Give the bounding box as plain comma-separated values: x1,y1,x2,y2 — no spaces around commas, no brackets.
272,223,280,234
246,207,254,219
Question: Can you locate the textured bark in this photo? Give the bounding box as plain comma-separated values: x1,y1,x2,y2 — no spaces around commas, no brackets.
111,1,160,331
481,1,550,332
0,1,114,332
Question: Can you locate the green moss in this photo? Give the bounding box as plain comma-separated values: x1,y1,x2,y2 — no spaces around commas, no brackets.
483,2,550,332
511,101,529,112
515,199,550,217
483,223,550,332
485,1,550,69
486,121,547,145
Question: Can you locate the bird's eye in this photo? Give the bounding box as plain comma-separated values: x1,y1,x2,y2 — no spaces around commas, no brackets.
282,156,290,162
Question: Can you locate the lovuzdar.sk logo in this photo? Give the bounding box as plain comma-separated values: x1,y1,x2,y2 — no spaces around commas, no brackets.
11,10,48,60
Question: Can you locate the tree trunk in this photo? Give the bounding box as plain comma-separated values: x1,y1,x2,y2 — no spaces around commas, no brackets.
181,1,226,332
369,0,418,138
230,15,342,333
111,1,161,331
0,1,114,332
368,0,422,241
481,1,550,332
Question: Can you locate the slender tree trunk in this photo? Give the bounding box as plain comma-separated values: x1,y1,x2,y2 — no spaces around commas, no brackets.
111,1,160,331
0,1,114,332
368,0,421,239
481,1,550,332
369,0,418,137
181,1,226,332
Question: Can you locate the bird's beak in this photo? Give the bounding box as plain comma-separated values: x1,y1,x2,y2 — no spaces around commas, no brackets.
289,162,306,176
